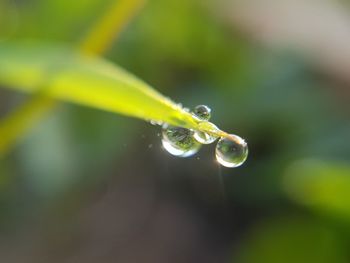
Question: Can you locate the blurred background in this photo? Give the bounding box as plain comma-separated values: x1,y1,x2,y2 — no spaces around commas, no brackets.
1,0,350,262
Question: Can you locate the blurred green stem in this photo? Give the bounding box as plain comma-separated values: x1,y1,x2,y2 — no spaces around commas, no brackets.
80,0,146,55
0,96,55,155
0,0,146,156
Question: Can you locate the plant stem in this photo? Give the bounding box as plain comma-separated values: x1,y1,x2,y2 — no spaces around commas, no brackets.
80,0,146,55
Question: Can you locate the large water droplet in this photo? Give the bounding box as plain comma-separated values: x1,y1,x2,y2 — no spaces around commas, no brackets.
193,131,217,144
215,134,248,168
193,105,211,121
162,126,201,157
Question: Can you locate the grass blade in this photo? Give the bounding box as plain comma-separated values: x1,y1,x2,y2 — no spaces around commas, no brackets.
0,43,200,128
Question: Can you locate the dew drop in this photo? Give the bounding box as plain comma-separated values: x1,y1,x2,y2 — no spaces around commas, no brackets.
151,120,164,126
193,131,217,144
193,105,211,121
215,134,248,168
162,126,201,157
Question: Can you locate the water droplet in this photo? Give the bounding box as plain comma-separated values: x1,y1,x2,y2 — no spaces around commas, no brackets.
193,131,217,144
162,126,201,157
215,134,248,168
193,105,211,121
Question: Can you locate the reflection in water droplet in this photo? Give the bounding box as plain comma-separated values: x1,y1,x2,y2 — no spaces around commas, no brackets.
194,131,217,144
193,105,211,121
162,126,201,157
215,134,248,168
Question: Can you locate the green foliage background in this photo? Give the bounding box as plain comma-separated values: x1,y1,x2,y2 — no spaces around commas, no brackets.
0,0,350,262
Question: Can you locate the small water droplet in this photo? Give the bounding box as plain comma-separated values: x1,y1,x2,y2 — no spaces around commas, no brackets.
215,134,248,168
150,120,163,126
162,126,201,157
193,105,211,121
193,131,217,144
148,144,153,149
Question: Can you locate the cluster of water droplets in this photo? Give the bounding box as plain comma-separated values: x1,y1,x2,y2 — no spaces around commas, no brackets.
161,105,248,168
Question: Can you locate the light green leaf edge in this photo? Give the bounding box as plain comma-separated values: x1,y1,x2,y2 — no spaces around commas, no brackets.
0,42,227,137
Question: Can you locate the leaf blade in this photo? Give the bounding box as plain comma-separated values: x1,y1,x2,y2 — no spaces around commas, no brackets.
0,42,199,128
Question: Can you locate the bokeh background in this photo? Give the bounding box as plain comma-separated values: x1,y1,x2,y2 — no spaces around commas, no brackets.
1,0,350,262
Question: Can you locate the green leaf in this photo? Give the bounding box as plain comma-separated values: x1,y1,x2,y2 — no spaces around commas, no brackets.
0,42,201,128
